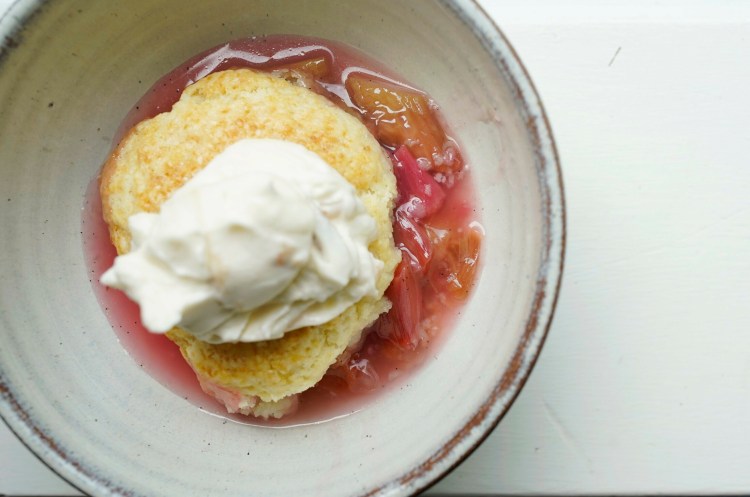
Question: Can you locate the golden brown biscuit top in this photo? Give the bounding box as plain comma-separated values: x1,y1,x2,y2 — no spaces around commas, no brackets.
100,68,400,402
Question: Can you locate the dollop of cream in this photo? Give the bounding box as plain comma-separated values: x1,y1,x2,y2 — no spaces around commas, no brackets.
101,138,382,343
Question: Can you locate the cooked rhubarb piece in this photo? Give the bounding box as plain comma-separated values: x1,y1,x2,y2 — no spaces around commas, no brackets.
346,75,459,173
393,206,432,270
331,355,381,393
392,146,446,218
427,228,482,301
273,57,331,79
378,252,423,350
271,58,329,92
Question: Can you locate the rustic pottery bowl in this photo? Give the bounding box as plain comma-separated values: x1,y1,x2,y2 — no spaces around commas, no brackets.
0,0,564,495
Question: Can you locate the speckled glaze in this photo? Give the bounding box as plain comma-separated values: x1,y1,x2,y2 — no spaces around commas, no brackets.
0,1,564,496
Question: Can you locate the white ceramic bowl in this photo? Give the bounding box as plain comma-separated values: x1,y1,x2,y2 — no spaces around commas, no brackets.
0,1,564,495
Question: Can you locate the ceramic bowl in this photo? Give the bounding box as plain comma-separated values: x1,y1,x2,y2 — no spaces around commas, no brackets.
0,1,564,495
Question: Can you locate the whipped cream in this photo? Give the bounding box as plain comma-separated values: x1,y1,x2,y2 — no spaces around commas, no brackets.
101,138,382,344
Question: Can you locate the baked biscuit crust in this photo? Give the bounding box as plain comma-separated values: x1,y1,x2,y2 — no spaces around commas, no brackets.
101,68,399,405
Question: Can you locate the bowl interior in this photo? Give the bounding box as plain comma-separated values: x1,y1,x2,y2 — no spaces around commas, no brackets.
0,1,562,496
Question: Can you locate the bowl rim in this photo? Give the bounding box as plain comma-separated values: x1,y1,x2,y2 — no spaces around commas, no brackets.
0,0,566,495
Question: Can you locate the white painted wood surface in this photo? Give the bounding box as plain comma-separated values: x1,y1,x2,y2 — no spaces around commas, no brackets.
3,1,750,494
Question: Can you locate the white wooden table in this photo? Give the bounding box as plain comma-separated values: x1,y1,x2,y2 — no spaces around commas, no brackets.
3,1,750,495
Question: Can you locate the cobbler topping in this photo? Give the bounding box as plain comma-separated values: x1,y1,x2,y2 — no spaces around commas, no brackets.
101,139,381,343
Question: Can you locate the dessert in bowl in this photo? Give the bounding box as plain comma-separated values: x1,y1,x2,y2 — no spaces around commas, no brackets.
0,1,564,496
91,35,483,423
